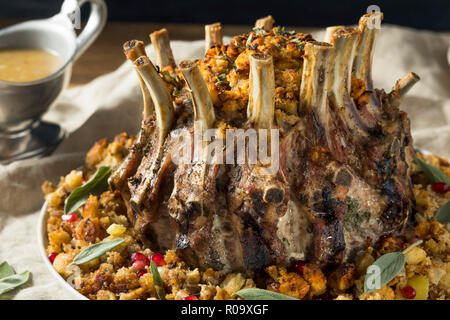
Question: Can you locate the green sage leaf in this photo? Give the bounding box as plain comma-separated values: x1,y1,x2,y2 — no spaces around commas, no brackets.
364,252,405,293
234,288,298,300
64,166,112,214
435,200,450,224
0,271,30,295
413,157,450,185
150,261,166,300
71,239,124,265
0,262,14,279
401,239,423,254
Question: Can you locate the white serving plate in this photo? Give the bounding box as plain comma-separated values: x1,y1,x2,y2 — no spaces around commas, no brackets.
37,201,88,300
36,148,433,300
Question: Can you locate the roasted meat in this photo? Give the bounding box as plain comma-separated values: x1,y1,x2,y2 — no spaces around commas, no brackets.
109,13,419,273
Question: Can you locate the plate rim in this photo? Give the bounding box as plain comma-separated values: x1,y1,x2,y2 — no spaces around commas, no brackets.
37,200,88,300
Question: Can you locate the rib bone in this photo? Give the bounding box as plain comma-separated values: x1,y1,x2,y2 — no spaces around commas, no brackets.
388,72,420,107
247,53,275,130
179,60,216,133
149,28,176,69
328,28,369,136
134,56,174,147
108,41,155,192
352,12,383,92
129,56,175,214
205,23,223,52
169,60,218,221
255,15,275,32
123,40,153,118
324,25,344,43
299,42,333,147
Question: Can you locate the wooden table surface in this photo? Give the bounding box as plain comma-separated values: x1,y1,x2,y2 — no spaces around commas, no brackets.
0,19,252,86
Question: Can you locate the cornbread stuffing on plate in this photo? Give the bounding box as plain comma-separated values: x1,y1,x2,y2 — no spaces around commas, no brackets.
42,134,449,300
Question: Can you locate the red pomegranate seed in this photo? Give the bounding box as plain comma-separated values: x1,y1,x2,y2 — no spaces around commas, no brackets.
132,259,150,270
132,260,148,270
293,260,305,274
151,253,166,266
183,296,198,300
431,182,449,194
401,286,416,299
48,253,58,263
136,269,147,278
131,252,150,264
62,212,78,223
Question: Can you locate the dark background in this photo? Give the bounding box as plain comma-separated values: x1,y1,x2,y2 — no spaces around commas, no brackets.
0,0,449,30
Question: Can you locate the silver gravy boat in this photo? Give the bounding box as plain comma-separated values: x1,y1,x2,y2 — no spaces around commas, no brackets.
0,0,107,164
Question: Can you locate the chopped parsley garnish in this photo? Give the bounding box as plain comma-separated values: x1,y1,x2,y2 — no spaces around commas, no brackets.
215,73,228,85
290,39,305,50
276,26,296,36
252,27,265,35
172,87,179,95
217,54,237,68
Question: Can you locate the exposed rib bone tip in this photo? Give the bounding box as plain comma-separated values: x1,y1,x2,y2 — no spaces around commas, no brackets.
179,60,196,69
359,11,384,28
352,12,383,93
252,52,271,61
124,41,152,118
248,53,275,129
389,72,420,107
255,15,275,31
134,55,174,145
300,41,334,146
205,22,223,52
149,28,176,69
263,186,284,203
134,55,151,67
123,40,147,61
179,59,216,131
329,28,359,95
324,26,344,43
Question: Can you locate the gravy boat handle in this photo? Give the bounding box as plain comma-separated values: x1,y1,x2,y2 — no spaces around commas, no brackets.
58,0,108,60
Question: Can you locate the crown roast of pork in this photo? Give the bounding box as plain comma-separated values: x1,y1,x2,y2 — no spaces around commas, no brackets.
109,13,420,274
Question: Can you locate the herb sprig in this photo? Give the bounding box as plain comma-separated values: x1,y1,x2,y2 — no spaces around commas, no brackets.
64,166,112,215
215,73,228,85
275,26,296,37
413,157,450,185
364,240,423,293
71,239,125,265
435,200,450,224
150,261,166,300
290,39,305,50
0,261,31,296
234,288,297,300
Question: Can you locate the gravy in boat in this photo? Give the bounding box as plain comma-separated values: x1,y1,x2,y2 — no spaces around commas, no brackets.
0,48,62,82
